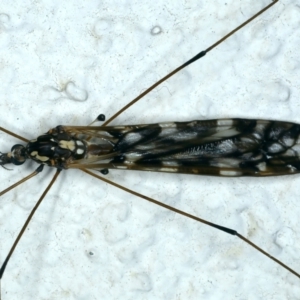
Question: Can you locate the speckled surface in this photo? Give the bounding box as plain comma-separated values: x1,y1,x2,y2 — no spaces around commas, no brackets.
0,1,299,299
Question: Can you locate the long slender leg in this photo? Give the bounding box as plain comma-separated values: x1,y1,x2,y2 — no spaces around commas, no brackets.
102,0,279,126
0,127,29,143
0,165,44,197
82,168,300,279
0,169,61,281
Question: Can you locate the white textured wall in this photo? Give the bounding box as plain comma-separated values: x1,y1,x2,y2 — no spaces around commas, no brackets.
0,1,299,299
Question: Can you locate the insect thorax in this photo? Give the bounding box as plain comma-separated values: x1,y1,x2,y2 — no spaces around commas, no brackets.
26,126,86,169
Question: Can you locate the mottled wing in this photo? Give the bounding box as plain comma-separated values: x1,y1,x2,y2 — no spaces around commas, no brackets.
65,118,300,176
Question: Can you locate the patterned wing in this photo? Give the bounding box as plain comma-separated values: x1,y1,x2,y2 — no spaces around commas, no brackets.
65,119,300,177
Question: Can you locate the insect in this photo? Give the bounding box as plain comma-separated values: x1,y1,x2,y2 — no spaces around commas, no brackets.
1,0,300,299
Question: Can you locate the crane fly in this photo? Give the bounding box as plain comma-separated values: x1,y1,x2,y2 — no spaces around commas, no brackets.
0,0,300,298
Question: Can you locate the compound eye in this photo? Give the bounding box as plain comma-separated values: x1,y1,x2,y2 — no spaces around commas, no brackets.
10,144,26,165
